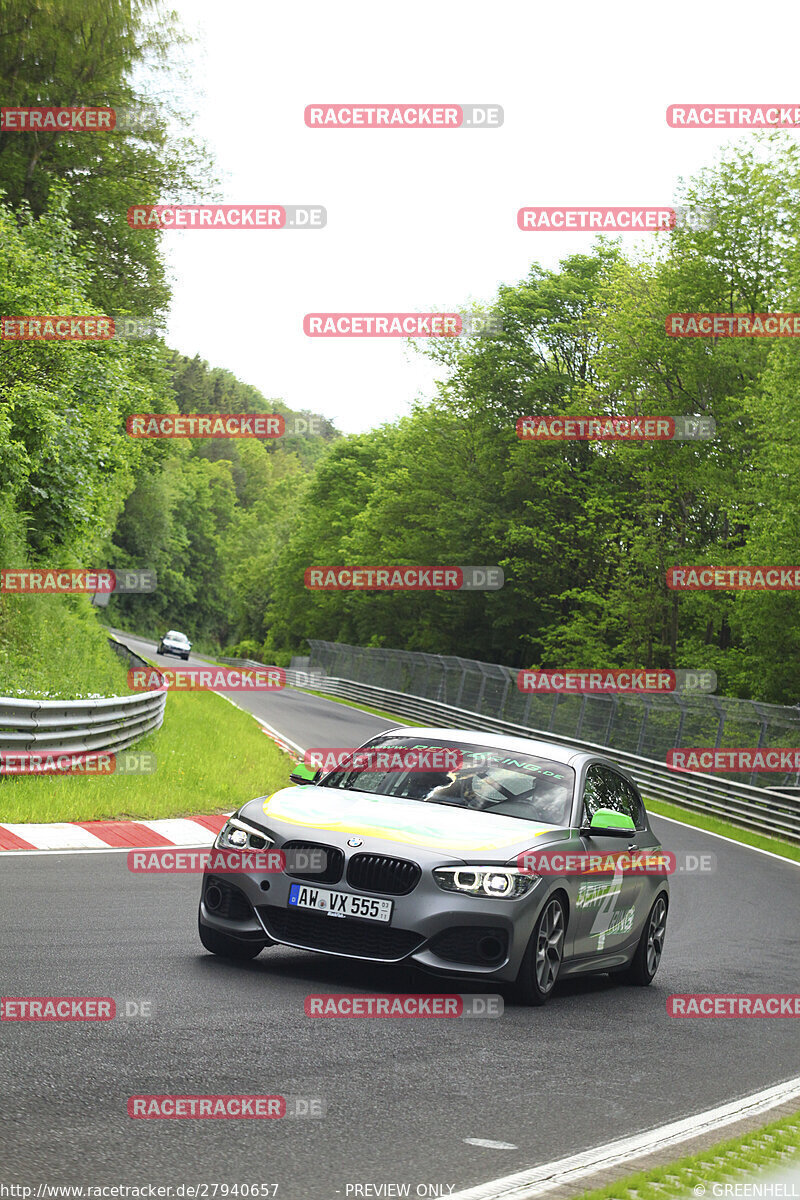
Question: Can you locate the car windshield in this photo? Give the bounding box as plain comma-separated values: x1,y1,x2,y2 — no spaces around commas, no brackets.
317,736,575,825
166,631,188,642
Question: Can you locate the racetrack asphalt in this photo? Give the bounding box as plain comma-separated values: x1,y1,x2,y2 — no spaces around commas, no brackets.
1,633,798,1197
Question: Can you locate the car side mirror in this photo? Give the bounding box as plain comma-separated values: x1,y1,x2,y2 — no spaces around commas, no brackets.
580,807,636,839
290,762,321,786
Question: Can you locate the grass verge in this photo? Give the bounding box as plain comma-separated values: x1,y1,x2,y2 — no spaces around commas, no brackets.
0,594,131,699
645,795,800,864
573,1109,800,1200
0,689,293,823
300,688,424,726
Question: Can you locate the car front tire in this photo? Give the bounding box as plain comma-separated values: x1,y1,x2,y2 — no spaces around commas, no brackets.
512,894,566,1006
198,913,267,961
620,893,668,986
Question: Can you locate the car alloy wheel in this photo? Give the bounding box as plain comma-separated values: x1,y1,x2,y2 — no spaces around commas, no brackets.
646,895,667,976
535,897,565,993
619,892,669,986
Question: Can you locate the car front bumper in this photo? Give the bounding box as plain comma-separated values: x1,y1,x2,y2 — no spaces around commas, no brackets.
198,861,555,983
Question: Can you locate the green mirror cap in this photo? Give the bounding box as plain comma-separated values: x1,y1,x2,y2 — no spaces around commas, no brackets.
590,808,635,831
291,762,318,782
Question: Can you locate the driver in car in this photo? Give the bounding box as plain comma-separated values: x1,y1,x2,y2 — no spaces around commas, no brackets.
424,763,517,810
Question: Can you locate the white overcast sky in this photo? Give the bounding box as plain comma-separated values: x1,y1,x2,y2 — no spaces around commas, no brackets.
163,0,795,434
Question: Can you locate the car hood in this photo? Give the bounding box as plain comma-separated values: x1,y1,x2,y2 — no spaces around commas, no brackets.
252,784,567,856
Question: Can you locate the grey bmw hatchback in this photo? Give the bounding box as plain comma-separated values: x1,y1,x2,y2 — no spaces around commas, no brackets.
198,727,669,1005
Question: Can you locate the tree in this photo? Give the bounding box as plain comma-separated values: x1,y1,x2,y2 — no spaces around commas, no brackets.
0,0,216,315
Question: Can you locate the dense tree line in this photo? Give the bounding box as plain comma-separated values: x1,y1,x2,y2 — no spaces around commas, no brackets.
252,138,800,702
2,2,800,705
109,354,337,643
0,0,334,668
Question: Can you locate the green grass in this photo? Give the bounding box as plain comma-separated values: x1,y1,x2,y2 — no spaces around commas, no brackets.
300,688,425,726
297,689,800,862
0,688,294,823
0,594,132,700
573,1110,800,1200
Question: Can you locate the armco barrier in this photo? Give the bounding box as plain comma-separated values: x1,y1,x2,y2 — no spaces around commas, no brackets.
190,651,800,841
277,668,800,844
306,641,800,790
0,638,166,756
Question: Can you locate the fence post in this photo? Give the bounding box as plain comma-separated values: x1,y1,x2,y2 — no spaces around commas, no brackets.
636,698,650,756
749,712,768,788
575,694,588,740
603,695,619,744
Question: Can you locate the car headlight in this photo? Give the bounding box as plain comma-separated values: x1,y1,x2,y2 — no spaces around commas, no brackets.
433,866,539,899
215,817,274,852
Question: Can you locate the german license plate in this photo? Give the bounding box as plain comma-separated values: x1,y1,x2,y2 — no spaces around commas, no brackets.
288,883,393,923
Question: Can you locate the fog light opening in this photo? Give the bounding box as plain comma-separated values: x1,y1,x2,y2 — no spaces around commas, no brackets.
477,935,504,963
205,883,223,912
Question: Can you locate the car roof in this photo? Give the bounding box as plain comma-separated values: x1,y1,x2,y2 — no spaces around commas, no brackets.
374,725,600,769
166,630,188,638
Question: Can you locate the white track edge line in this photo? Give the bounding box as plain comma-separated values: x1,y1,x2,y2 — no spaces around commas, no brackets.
252,714,305,758
651,810,800,868
450,1074,800,1200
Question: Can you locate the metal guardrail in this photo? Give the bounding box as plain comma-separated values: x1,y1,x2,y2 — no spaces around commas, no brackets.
180,653,800,842
306,640,800,792
220,657,323,686
0,638,167,756
279,668,800,844
217,657,271,671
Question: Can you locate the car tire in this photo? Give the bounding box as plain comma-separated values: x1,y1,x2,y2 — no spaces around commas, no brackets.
157,644,164,654
512,894,566,1006
619,893,668,986
198,913,266,961
182,653,189,660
